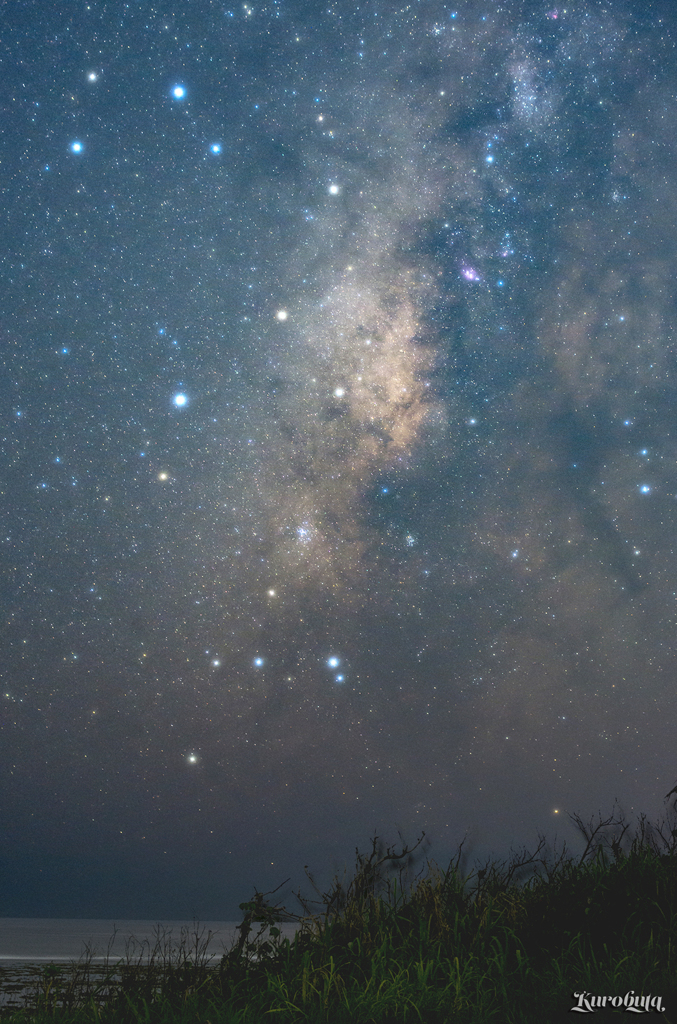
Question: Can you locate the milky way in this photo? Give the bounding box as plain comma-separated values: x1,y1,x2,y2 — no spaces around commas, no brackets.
3,1,677,917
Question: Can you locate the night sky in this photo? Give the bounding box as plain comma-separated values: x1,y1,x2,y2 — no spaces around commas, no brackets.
3,0,677,920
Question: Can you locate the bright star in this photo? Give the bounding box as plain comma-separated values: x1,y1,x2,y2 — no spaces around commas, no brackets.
70,141,83,153
172,85,186,99
187,754,198,764
87,72,98,82
333,387,345,398
328,183,340,195
639,485,652,494
276,309,288,321
327,656,340,669
254,657,264,667
211,659,221,667
210,143,222,154
335,675,345,683
172,393,188,407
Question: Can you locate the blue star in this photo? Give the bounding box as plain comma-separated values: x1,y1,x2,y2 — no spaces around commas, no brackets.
327,656,340,668
172,85,186,100
172,393,188,407
210,143,222,154
70,141,83,153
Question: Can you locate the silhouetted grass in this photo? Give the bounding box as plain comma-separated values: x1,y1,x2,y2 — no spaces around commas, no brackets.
3,805,677,1023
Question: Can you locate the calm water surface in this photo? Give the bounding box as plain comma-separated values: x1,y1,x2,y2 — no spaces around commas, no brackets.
0,919,299,1009
0,919,246,962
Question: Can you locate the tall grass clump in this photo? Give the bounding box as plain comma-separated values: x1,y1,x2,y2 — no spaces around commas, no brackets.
3,804,677,1023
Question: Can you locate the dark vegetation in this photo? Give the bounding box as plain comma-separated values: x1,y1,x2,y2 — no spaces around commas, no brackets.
3,805,677,1023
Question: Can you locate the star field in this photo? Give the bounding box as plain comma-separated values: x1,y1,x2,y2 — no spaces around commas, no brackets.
2,0,677,917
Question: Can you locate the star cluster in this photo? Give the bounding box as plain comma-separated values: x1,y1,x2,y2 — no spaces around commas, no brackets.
2,0,677,917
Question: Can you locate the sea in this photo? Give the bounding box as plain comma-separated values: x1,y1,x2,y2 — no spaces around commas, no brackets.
0,918,299,1011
